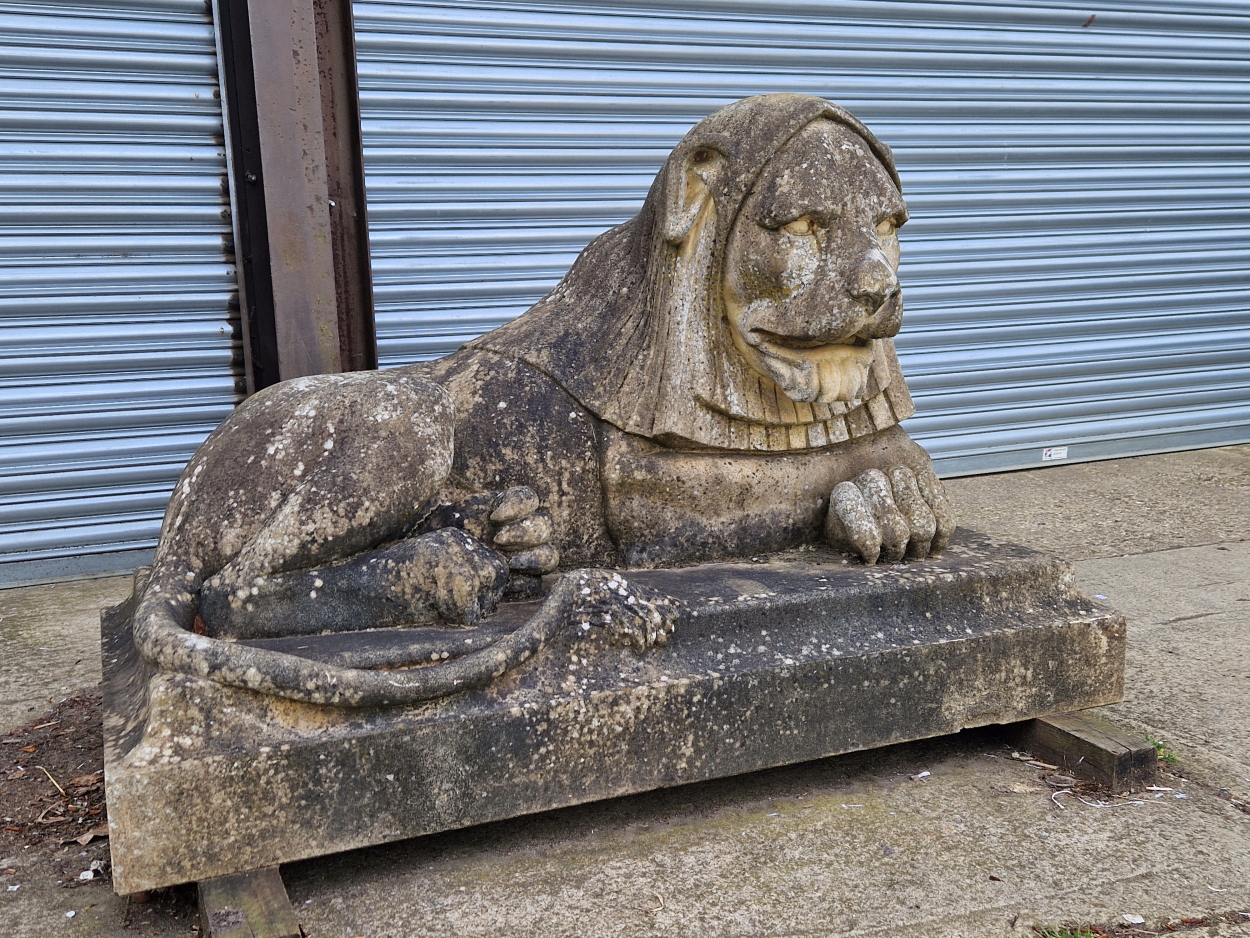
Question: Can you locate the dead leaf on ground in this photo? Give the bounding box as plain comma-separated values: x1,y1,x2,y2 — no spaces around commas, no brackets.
1045,774,1078,788
34,804,67,825
62,826,109,846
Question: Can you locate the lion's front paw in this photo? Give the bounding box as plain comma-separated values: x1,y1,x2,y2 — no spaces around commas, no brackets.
415,528,511,625
569,570,681,653
825,464,955,565
490,486,560,575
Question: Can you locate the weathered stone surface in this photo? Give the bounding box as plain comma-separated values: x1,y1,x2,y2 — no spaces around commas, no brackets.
199,528,510,639
123,94,970,736
103,531,1124,894
407,93,944,569
462,96,912,456
126,94,966,717
100,95,1125,902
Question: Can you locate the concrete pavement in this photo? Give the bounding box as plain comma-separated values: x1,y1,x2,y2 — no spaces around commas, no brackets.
0,575,129,736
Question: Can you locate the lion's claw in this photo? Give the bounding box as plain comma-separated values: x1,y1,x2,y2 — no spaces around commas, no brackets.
507,544,559,574
421,528,511,625
493,510,554,550
489,487,561,575
490,486,540,525
826,463,954,565
888,466,937,559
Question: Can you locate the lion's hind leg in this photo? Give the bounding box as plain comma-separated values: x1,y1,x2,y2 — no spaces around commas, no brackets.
200,526,509,639
155,370,502,638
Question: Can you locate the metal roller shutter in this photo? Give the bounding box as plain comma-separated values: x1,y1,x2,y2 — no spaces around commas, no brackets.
0,1,241,584
352,0,1250,475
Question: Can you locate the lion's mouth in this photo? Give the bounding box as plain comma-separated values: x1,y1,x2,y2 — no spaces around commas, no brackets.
740,333,876,404
749,331,872,358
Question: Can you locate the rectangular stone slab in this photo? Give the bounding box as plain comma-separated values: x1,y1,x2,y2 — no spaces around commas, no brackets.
102,531,1125,893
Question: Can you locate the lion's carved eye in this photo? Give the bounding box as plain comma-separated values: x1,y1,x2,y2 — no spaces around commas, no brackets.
781,216,819,236
876,219,896,237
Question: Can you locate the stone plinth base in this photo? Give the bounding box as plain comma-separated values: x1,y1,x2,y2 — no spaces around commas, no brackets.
102,532,1124,893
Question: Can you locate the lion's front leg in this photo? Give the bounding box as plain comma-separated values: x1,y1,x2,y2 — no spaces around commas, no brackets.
825,462,955,565
417,485,562,578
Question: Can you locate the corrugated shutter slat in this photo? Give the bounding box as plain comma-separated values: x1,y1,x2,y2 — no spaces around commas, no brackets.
353,0,1250,474
0,1,240,580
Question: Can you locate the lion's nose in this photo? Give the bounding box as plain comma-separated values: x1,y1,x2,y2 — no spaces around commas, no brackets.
849,255,898,313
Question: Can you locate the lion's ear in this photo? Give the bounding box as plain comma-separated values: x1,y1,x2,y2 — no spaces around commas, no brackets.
664,147,726,245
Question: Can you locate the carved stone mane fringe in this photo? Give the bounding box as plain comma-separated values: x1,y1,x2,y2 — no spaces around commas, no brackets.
676,337,915,452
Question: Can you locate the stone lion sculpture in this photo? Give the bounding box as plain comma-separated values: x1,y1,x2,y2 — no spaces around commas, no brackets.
133,94,954,706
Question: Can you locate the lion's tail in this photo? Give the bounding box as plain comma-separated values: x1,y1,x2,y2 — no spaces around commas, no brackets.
131,564,639,708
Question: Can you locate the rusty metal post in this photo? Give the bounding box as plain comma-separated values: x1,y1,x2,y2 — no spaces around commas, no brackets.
214,0,278,394
314,0,377,373
215,0,376,391
247,0,341,381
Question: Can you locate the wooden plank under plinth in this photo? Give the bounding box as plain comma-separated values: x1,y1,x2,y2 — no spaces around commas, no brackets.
198,867,301,938
1015,709,1157,790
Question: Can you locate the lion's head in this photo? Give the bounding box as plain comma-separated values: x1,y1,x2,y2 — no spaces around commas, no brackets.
720,119,906,405
474,94,915,452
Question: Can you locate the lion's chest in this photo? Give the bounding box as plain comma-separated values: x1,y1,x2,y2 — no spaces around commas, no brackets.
600,426,858,567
